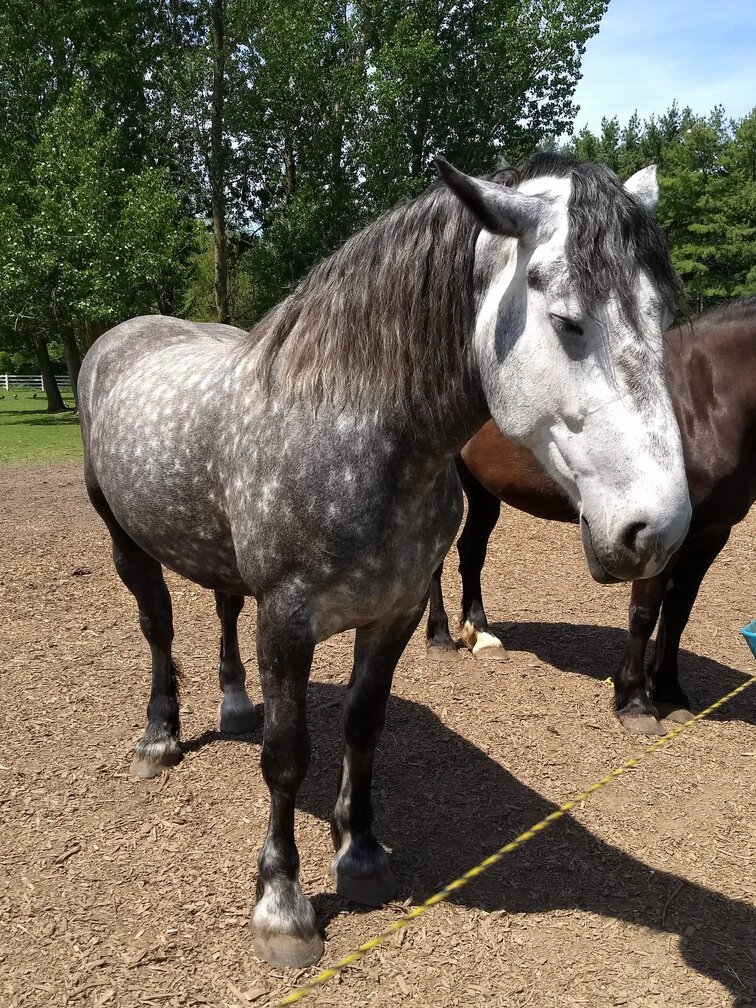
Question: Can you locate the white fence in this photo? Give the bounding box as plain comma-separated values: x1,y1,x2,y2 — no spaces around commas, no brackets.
0,374,72,391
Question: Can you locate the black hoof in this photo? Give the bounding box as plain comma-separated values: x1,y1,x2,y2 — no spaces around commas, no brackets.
331,836,398,907
426,644,463,663
218,700,257,734
333,863,398,906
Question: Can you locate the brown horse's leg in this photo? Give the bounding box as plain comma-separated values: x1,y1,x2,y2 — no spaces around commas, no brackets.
331,602,425,904
456,463,505,658
215,591,257,733
426,561,462,661
651,528,731,722
88,484,181,778
614,575,667,735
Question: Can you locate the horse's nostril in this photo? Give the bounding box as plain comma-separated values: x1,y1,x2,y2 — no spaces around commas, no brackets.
620,521,649,552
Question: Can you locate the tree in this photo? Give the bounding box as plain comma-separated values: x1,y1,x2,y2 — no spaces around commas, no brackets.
564,104,756,314
210,0,231,324
0,82,192,406
222,0,609,316
2,0,612,341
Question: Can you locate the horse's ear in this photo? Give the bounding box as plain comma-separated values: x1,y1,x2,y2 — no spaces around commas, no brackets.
624,165,659,214
435,157,546,238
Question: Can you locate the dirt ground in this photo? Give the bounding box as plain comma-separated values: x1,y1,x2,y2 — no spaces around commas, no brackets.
1,463,755,1008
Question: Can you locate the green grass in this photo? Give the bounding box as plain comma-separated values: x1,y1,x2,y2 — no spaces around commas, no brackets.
0,388,83,464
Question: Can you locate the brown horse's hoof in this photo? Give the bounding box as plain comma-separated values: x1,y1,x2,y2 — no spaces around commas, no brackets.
333,864,398,907
426,644,463,663
657,704,695,724
460,621,506,659
130,738,182,779
253,930,324,968
618,711,667,737
474,643,508,662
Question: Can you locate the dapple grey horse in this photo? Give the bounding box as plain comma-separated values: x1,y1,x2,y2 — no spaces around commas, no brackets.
78,153,691,967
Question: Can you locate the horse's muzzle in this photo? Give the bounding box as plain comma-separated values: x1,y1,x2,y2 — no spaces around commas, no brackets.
580,516,623,584
579,513,687,584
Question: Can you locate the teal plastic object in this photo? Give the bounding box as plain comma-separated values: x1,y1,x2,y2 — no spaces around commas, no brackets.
742,621,756,659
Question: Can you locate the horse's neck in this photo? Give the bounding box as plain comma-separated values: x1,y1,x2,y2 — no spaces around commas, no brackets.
670,321,756,465
405,385,490,460
250,326,489,460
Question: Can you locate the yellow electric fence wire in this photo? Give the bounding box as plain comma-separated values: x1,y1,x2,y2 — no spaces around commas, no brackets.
274,673,755,1007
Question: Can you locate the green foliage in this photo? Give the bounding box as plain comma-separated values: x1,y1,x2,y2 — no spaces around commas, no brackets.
223,0,608,312
565,105,756,312
3,0,753,378
0,0,196,370
2,84,191,330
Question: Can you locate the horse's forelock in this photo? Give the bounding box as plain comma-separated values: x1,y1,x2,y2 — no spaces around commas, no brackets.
493,154,681,326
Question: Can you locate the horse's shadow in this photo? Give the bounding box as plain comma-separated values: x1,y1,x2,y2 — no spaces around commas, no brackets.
186,672,756,1004
492,619,756,728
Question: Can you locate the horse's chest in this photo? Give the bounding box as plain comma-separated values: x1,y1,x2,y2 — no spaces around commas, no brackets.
303,472,462,641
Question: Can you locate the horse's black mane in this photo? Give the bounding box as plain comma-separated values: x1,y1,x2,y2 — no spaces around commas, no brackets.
253,152,680,411
491,153,681,324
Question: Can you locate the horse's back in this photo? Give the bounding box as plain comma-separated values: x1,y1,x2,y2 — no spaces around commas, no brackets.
79,316,247,411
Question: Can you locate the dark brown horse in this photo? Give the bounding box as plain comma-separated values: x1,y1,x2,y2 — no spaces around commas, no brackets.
427,297,756,735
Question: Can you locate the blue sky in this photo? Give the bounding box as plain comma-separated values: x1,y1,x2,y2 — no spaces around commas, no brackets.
570,0,756,133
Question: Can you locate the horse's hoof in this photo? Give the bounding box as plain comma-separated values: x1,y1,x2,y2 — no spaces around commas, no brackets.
461,621,506,658
426,644,462,663
657,704,694,724
473,642,508,662
618,711,667,737
218,698,258,734
253,930,324,968
130,738,183,780
333,864,398,907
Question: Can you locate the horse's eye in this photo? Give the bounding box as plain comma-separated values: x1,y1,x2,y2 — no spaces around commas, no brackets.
549,313,584,339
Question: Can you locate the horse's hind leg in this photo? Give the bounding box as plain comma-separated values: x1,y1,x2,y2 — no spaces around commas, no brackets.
215,591,257,733
251,595,322,967
331,603,425,905
92,501,181,779
456,464,505,658
425,561,462,661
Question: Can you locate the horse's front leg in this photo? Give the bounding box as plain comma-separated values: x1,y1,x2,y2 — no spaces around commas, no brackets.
215,591,257,733
614,575,667,735
331,603,426,905
251,597,322,968
651,528,731,722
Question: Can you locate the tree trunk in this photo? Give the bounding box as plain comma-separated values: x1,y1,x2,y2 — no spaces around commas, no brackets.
34,330,67,412
84,320,107,350
62,326,82,406
210,0,231,325
284,138,297,202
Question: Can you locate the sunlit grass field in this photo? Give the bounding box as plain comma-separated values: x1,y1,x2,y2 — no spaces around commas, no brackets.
0,388,82,464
